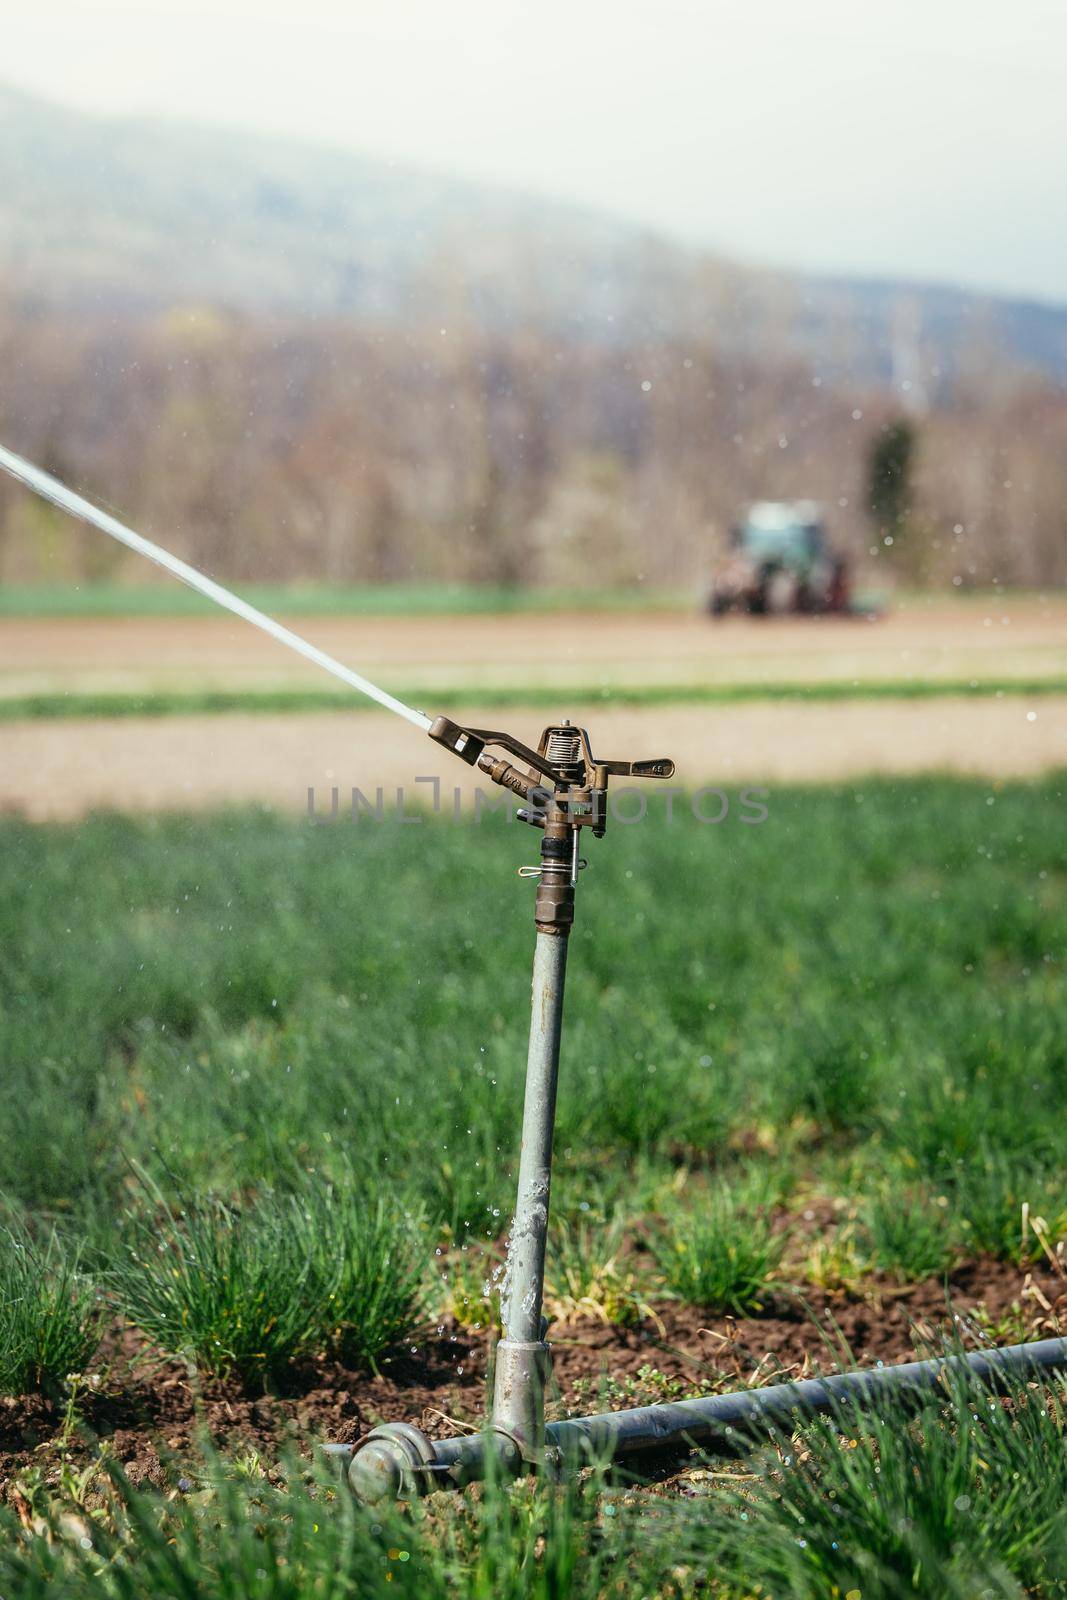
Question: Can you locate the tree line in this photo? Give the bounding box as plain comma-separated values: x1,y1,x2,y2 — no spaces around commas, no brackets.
1,303,1065,591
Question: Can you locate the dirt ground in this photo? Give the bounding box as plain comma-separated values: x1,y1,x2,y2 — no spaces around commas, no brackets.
2,601,1064,818
1,1257,1062,1495
2,599,1066,698
1,695,1063,820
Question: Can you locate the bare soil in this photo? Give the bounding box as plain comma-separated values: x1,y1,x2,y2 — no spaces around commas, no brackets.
2,1258,1062,1497
2,694,1064,820
2,601,1066,697
3,601,1065,818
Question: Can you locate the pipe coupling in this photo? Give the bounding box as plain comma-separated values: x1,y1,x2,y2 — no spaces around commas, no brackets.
492,1338,553,1459
346,1422,438,1503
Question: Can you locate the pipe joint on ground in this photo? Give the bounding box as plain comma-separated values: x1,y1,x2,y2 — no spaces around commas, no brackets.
338,1337,1067,1504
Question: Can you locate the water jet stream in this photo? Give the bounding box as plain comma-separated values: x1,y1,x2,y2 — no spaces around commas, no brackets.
0,443,432,731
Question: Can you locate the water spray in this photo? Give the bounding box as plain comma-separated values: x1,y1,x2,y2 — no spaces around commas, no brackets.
0,445,430,729
4,443,1066,1501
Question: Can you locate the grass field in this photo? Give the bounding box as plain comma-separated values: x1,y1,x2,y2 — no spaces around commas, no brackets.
0,581,694,619
6,774,1067,1587
0,580,1041,620
1,774,1066,1591
5,774,1066,1220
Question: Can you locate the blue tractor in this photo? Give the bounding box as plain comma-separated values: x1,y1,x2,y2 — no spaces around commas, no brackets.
708,501,852,616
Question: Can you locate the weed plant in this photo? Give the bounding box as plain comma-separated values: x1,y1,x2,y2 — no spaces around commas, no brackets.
675,1366,1067,1597
946,1149,1067,1263
291,1181,428,1370
110,1176,426,1384
0,1222,100,1396
544,1215,654,1327
109,1187,325,1384
859,1185,958,1280
652,1183,784,1313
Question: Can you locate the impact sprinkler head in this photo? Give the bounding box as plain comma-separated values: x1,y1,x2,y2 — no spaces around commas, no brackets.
429,714,675,934
429,715,675,830
428,713,675,794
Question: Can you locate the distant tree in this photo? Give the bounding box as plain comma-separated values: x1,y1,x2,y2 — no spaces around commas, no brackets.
866,416,925,578
4,306,1067,591
867,417,914,532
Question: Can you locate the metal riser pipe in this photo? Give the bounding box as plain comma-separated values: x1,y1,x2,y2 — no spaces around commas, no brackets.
491,928,568,1450
341,1337,1067,1501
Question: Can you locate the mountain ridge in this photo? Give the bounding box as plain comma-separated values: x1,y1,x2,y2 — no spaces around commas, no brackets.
2,80,1066,387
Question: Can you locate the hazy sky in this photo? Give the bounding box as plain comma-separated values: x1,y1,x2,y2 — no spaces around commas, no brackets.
6,0,1066,303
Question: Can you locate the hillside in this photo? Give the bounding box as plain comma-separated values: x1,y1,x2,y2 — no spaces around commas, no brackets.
3,82,1066,388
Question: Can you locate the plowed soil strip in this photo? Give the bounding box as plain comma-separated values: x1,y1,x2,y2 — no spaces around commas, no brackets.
1,695,1063,819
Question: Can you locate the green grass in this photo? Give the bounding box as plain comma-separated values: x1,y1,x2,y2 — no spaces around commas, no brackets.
2,677,1065,721
651,1184,784,1314
676,1364,1067,1596
858,1185,959,1281
0,774,1066,1590
0,1221,100,1396
0,1446,670,1600
3,1370,1067,1597
0,581,690,619
108,1176,426,1384
544,1215,652,1327
297,1182,428,1372
0,774,1064,1236
948,1150,1067,1264
108,1186,328,1383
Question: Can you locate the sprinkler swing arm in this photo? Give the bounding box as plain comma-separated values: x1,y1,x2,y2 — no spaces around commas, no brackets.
428,713,675,834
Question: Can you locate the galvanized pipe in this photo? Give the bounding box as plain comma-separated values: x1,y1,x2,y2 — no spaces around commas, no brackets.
341,1336,1067,1501
490,928,569,1453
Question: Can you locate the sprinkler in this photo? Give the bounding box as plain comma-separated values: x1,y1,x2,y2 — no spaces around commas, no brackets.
338,722,1067,1503
3,442,1066,1503
427,714,674,1459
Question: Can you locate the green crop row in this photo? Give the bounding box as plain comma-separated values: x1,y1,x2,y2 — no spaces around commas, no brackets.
2,1367,1067,1597
2,676,1064,720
